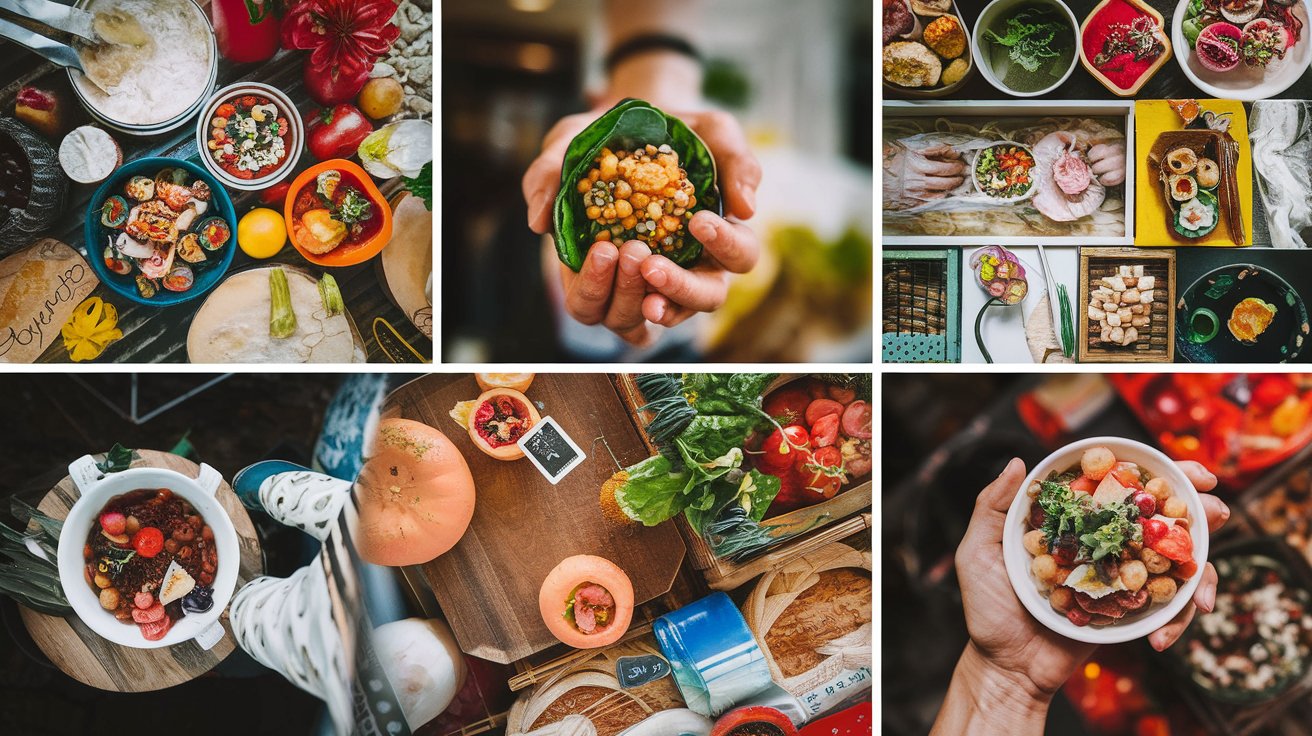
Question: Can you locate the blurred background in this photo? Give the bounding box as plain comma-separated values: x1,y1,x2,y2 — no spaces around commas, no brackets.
442,0,873,362
884,373,1312,736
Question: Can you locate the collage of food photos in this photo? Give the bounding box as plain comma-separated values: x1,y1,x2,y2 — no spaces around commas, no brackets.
0,2,874,736
883,0,1312,365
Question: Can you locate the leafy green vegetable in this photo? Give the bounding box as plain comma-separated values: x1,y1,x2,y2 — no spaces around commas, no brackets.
610,454,692,527
1036,480,1142,561
96,443,134,474
404,162,433,210
553,99,721,272
984,8,1070,73
0,500,70,616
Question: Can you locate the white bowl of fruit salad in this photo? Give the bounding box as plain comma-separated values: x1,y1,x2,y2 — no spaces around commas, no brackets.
1003,437,1209,644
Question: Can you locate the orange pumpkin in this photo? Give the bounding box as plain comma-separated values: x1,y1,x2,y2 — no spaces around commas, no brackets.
354,418,476,566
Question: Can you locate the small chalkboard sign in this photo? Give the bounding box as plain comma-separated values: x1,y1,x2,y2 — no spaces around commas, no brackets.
517,416,585,484
616,654,671,689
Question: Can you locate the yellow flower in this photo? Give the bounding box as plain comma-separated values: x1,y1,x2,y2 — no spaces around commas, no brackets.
61,297,123,362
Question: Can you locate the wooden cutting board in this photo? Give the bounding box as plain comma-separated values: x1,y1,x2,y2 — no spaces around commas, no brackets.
0,239,99,363
18,450,264,692
387,374,686,664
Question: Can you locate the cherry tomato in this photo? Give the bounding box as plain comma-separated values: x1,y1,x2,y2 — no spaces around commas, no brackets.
795,446,845,500
1141,518,1168,547
804,399,844,426
1253,375,1297,411
260,181,292,205
763,387,812,425
810,413,840,447
1151,524,1193,564
758,425,810,472
133,527,165,558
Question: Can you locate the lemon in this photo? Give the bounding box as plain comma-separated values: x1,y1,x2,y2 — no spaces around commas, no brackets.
237,208,287,259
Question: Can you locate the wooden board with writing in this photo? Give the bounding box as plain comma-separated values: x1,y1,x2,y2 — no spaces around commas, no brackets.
18,450,264,692
0,239,98,363
387,374,686,664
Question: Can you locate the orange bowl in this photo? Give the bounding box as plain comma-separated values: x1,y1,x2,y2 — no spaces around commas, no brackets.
284,159,393,267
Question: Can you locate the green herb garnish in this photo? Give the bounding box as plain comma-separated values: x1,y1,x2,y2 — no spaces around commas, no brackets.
334,189,373,227
404,162,432,210
1037,480,1142,561
96,443,134,474
984,8,1070,73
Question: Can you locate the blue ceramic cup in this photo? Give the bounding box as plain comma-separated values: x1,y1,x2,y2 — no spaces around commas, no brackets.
653,591,774,717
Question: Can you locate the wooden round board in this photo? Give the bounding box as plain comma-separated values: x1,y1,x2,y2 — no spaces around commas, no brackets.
18,449,264,692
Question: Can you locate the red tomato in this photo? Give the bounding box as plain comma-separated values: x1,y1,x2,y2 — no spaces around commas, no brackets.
758,425,810,472
1151,524,1193,564
133,527,164,558
1070,475,1098,493
795,446,846,501
841,400,872,439
811,413,840,447
1141,518,1168,547
1174,559,1199,580
763,387,812,425
1252,375,1298,411
305,104,373,161
259,181,292,206
99,512,126,535
804,399,844,426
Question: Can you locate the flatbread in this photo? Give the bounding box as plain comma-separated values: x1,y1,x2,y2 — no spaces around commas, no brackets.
187,267,364,363
379,193,432,337
0,239,99,363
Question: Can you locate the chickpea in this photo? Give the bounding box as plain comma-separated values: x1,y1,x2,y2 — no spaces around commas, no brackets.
621,215,638,230
1049,586,1074,613
594,231,611,243
586,205,601,220
188,515,202,530
632,193,650,209
94,573,112,589
1120,560,1148,592
588,169,600,183
202,525,213,542
164,538,180,554
1146,575,1177,604
576,179,591,194
1081,446,1116,480
125,515,141,534
99,587,120,611
1141,547,1171,574
1162,497,1187,518
1023,529,1048,557
661,215,682,233
1032,554,1060,585
178,546,193,560
615,181,632,199
600,153,619,180
615,200,633,218
1145,477,1172,504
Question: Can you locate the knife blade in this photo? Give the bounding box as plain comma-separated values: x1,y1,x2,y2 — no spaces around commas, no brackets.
0,15,84,72
0,0,96,43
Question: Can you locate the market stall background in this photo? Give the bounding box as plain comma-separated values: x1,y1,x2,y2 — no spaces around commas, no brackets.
882,0,1312,365
882,373,1312,736
0,373,411,735
0,1,433,363
442,0,873,363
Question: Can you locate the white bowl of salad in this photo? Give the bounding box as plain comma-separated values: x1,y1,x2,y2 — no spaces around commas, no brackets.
1003,437,1209,644
971,142,1038,203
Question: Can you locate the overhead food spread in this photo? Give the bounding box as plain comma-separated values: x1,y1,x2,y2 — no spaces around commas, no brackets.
0,0,433,363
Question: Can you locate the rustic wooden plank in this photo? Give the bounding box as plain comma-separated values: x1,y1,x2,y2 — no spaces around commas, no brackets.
387,374,687,664
18,449,264,692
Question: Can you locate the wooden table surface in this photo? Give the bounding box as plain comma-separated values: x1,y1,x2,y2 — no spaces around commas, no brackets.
387,373,687,665
0,33,432,363
18,449,264,692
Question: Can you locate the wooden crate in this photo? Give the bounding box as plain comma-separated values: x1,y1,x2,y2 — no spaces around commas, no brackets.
882,249,961,363
614,374,872,591
1077,247,1176,363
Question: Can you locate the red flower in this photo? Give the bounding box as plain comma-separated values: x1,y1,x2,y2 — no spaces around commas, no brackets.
281,0,401,79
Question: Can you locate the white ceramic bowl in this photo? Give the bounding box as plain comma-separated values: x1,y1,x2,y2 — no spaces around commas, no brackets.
972,0,1080,97
1002,437,1209,644
57,456,240,649
971,141,1039,203
1172,0,1312,101
196,82,304,191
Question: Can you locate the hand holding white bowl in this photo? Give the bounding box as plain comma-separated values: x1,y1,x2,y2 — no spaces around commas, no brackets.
930,455,1228,736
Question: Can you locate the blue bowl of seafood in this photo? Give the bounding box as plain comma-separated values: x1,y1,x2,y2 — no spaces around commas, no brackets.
84,157,236,307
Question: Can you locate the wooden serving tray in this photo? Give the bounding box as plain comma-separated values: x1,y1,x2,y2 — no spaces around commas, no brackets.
614,374,872,591
1078,247,1175,363
386,374,686,664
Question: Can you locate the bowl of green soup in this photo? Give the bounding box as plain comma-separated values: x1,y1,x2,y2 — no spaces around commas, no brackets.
973,0,1079,97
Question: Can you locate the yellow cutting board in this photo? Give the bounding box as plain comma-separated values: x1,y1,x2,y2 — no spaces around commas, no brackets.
1134,99,1253,247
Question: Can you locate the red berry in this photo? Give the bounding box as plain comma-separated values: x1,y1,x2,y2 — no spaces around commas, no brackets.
133,527,165,558
99,512,126,535
1133,491,1157,518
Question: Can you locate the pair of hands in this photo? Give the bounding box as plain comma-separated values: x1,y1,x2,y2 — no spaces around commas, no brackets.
522,109,762,346
885,140,1127,204
957,457,1229,698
